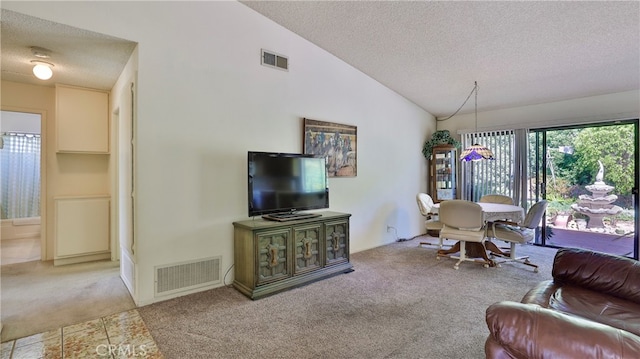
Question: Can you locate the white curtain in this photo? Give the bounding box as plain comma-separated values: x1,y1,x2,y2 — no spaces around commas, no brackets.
1,134,41,219
460,129,529,208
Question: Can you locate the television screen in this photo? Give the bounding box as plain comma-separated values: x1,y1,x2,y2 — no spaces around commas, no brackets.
248,151,329,218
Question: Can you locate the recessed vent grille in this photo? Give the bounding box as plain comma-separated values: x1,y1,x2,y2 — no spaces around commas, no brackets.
261,49,288,71
155,257,221,297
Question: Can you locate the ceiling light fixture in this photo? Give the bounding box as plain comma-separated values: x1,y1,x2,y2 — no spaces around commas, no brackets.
31,46,52,59
29,46,54,80
31,60,54,80
458,81,494,161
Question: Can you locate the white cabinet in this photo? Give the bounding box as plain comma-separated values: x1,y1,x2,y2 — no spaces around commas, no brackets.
56,84,109,153
54,196,110,265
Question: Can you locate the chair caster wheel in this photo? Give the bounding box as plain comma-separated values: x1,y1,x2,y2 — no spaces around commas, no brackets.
534,268,539,273
453,266,459,270
436,256,440,260
483,264,489,268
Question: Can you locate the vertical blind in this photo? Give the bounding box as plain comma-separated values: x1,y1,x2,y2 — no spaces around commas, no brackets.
460,129,529,208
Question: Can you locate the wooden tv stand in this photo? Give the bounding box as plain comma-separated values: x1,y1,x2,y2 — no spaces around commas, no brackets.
233,211,352,300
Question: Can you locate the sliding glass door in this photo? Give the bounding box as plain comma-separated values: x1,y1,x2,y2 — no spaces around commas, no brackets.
530,120,639,259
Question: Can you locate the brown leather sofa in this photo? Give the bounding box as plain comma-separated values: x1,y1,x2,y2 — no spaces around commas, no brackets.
485,247,640,358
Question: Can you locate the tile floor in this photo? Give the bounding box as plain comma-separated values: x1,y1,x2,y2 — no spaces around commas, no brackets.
1,309,163,359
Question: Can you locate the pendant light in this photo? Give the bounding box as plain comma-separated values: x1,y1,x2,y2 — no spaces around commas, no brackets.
459,81,494,161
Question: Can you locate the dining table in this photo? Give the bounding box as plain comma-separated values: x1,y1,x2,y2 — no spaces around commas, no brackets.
476,202,525,223
436,201,525,266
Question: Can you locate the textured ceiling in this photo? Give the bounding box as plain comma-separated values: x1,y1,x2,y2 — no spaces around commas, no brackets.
1,3,638,117
242,1,640,117
1,9,136,91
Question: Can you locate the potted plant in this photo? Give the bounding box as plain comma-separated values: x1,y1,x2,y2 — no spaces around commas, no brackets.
422,130,461,159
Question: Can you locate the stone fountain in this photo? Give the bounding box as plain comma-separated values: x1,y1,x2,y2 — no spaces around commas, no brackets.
571,160,623,229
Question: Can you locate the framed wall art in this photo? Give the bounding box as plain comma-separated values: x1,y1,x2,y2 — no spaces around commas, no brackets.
303,118,357,177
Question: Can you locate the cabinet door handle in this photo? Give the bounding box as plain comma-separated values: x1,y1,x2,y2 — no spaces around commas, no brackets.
302,238,313,259
331,233,341,252
266,244,279,267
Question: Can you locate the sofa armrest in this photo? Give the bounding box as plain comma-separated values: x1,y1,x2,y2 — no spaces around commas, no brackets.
552,248,640,304
485,301,640,359
519,280,558,307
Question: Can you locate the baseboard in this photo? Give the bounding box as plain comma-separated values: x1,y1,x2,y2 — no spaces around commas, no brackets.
135,282,225,307
53,252,111,266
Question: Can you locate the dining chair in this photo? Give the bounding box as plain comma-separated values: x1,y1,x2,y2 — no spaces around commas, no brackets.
479,194,514,205
487,200,548,272
416,193,445,247
436,200,490,269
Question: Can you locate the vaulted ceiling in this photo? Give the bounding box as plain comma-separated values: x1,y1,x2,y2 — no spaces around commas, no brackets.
2,2,638,117
242,1,640,117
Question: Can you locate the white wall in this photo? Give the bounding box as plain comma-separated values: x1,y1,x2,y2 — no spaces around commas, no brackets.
1,111,41,133
437,90,640,135
3,1,435,305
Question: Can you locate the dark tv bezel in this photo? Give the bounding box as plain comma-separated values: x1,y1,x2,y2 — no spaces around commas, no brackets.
247,151,329,217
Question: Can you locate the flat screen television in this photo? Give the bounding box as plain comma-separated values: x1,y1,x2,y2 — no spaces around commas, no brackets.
248,151,329,219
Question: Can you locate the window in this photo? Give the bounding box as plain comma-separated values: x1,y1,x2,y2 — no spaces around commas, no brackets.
460,128,529,208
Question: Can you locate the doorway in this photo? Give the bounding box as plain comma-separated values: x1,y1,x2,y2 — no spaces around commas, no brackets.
529,120,639,259
0,110,43,265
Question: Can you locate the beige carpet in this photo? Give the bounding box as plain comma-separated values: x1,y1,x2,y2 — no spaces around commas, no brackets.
139,237,557,359
1,259,136,342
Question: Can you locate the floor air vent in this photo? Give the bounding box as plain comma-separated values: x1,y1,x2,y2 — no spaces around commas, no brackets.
155,257,221,297
261,49,288,71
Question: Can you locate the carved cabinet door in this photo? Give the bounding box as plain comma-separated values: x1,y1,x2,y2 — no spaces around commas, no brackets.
325,219,349,266
293,223,322,275
256,228,290,285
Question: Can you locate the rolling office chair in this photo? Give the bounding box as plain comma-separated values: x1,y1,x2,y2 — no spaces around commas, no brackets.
487,200,548,272
436,200,490,269
479,194,514,205
416,193,445,248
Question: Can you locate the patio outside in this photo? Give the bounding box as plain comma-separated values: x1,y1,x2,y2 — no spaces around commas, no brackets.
531,124,637,257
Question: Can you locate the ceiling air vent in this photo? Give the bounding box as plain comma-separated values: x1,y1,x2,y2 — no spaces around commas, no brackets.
261,49,288,71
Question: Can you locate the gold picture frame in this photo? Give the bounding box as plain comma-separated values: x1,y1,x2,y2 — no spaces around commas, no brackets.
303,118,357,177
